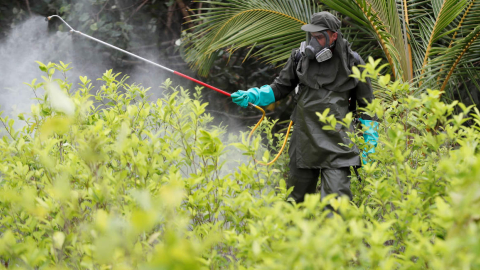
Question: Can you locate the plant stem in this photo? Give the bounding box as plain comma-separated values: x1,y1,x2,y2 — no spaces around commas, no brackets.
0,118,14,140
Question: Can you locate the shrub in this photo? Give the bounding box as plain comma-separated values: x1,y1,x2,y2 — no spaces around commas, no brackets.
0,60,479,269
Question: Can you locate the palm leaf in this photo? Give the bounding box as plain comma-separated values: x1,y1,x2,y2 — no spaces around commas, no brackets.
323,0,401,80
418,1,480,96
440,26,480,92
183,0,320,76
449,0,477,47
183,0,480,107
419,0,468,78
436,0,478,82
399,0,414,81
340,19,383,57
419,24,480,94
367,0,410,81
404,0,432,77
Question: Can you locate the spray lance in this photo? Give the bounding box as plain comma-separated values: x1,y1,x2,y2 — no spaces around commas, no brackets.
46,15,292,166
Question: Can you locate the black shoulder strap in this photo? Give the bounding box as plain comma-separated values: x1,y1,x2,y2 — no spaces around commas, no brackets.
350,51,361,69
294,50,302,67
294,41,306,68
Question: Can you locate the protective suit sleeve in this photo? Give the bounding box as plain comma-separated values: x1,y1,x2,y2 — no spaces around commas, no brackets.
359,118,379,164
354,56,376,121
270,50,299,101
231,85,275,108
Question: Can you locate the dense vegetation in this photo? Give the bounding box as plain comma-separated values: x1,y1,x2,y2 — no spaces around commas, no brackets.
0,60,479,269
1,1,480,269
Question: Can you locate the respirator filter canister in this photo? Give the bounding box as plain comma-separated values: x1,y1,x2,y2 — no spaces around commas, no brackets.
304,31,334,63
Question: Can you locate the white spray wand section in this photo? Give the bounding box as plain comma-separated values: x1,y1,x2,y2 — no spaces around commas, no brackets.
46,15,233,96
47,15,174,73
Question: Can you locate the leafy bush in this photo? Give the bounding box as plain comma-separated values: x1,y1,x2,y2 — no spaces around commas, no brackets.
0,61,479,269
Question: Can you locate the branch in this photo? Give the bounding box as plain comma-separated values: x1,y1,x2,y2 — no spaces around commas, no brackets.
175,0,196,30
96,0,110,21
0,118,14,140
125,0,149,23
25,0,32,16
114,0,125,21
166,2,175,31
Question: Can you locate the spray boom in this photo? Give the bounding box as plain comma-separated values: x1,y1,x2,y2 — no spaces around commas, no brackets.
45,15,292,166
46,15,231,97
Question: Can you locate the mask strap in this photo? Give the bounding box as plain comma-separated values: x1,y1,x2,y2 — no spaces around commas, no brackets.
329,31,337,49
321,30,330,50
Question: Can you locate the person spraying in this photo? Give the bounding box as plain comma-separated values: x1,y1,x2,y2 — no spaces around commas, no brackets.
231,12,379,204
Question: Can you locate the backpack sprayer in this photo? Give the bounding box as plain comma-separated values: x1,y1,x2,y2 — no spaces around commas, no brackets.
46,15,292,166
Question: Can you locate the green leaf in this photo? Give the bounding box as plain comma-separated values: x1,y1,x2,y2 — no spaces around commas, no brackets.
90,23,98,31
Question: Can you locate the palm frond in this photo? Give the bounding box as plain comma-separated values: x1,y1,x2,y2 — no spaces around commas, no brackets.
183,0,320,76
340,20,383,57
383,0,410,81
323,0,400,80
440,26,480,92
405,0,434,78
436,0,478,82
399,0,414,81
368,0,410,81
182,0,480,107
449,0,477,47
419,0,468,77
419,24,480,93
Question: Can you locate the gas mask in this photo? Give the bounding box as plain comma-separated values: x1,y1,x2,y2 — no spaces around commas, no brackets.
304,31,335,63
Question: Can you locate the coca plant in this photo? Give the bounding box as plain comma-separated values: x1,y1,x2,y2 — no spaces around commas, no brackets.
0,60,479,269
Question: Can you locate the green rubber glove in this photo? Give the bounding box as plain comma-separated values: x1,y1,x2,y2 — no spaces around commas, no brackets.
359,118,379,165
231,85,275,108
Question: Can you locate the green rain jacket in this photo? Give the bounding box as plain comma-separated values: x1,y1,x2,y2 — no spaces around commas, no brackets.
270,33,374,169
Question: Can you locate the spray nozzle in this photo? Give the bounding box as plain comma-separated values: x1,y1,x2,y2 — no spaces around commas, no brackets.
45,15,74,31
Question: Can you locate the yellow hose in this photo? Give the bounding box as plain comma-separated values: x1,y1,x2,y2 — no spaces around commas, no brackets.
248,104,293,166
